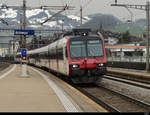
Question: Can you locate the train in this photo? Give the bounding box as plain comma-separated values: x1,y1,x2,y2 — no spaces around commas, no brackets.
16,28,107,84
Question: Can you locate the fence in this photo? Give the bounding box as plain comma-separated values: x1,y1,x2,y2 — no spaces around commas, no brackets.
107,56,146,63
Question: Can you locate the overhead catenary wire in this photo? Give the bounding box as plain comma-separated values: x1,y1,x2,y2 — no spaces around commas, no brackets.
61,0,67,17
0,18,8,25
40,4,70,25
125,7,133,22
64,0,74,16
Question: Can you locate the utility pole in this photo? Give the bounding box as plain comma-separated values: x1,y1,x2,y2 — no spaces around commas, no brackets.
80,6,83,26
146,1,150,72
20,11,23,48
111,1,150,72
62,19,64,32
23,0,26,48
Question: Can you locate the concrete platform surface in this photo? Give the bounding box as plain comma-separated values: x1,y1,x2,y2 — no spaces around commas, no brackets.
0,64,107,112
0,64,66,112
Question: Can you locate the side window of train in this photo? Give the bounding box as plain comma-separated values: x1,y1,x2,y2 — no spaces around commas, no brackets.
49,49,56,59
45,52,48,59
65,47,68,58
33,54,36,58
49,50,51,59
57,48,63,60
39,53,42,59
36,54,39,59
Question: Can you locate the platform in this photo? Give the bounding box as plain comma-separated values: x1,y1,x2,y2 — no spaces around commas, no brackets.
0,64,107,112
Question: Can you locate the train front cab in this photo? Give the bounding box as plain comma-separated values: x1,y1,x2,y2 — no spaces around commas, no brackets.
67,35,107,84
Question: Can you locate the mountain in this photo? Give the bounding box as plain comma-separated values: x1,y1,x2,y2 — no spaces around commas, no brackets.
82,14,147,36
110,19,146,36
0,8,91,30
134,19,146,28
81,13,122,30
0,8,147,36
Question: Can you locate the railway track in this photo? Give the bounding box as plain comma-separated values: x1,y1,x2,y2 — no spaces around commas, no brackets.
106,73,150,84
103,75,150,90
34,66,150,112
46,70,150,112
0,63,10,71
75,85,150,112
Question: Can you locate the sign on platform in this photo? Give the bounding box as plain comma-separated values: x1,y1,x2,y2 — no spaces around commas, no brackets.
21,49,27,57
14,30,35,35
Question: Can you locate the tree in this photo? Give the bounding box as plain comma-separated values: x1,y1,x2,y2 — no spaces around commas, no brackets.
120,30,131,43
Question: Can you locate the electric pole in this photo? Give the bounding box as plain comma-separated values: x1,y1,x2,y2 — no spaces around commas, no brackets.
111,1,150,72
20,10,23,48
80,6,83,26
62,19,64,32
23,0,26,48
146,2,150,72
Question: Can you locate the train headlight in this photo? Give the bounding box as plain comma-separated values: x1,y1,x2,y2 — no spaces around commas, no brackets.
69,64,80,68
98,63,104,67
73,64,79,68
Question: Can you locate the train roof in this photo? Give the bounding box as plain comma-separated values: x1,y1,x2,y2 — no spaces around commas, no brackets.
63,28,102,38
67,34,100,39
17,28,103,55
27,45,49,55
27,37,67,55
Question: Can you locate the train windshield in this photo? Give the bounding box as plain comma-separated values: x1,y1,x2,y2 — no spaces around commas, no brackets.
87,40,104,58
70,41,86,59
69,38,104,59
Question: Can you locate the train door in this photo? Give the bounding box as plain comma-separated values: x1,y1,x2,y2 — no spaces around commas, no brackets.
63,46,68,75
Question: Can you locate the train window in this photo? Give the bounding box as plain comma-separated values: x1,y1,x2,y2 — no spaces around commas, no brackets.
39,53,43,59
65,47,68,58
36,54,39,58
87,40,104,57
71,41,84,45
45,52,49,59
39,52,48,59
70,41,86,59
88,40,100,44
49,49,56,59
57,48,63,60
33,54,36,58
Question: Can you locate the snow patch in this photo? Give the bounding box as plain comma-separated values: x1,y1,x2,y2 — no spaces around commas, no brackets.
67,15,80,21
43,21,57,27
26,9,44,18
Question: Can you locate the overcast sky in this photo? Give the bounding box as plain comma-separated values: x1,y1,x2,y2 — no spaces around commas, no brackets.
1,0,150,21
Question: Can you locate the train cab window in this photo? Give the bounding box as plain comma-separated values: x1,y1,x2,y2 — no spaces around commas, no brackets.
69,41,86,59
87,40,104,58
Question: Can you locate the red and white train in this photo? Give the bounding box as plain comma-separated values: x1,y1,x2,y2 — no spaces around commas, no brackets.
16,29,107,84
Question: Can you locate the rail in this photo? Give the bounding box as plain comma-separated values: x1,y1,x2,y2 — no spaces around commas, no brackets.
74,86,120,112
104,75,150,90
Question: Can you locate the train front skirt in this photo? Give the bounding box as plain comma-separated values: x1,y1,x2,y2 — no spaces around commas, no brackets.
70,68,106,84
